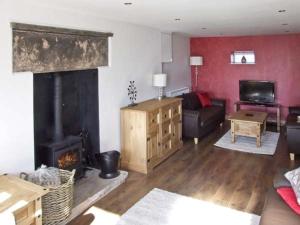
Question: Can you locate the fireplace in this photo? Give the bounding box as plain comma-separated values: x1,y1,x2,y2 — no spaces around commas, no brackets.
34,69,100,178
11,23,109,176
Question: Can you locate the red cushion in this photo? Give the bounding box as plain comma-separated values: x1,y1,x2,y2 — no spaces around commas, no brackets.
277,187,300,215
196,92,212,107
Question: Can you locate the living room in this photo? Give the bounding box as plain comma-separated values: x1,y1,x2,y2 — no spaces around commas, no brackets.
0,0,299,225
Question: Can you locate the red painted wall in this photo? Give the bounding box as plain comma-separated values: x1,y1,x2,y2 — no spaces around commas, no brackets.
190,34,300,119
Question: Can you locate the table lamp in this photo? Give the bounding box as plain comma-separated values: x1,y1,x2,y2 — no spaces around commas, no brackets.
153,73,167,100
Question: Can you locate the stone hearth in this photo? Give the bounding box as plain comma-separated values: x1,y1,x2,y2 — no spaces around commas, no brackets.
59,169,128,225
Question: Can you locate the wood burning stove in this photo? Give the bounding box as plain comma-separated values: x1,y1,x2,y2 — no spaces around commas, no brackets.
34,69,100,179
39,74,84,178
40,136,83,178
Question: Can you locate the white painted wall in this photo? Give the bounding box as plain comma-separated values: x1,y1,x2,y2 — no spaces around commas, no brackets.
0,0,162,174
162,34,191,93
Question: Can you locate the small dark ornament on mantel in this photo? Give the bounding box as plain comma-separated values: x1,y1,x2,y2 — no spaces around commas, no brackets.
127,80,138,106
241,56,247,64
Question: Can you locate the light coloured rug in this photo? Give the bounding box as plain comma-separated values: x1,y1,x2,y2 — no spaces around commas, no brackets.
117,188,260,225
214,130,279,155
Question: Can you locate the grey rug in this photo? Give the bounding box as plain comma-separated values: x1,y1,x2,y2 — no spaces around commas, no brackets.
214,130,279,155
117,188,260,225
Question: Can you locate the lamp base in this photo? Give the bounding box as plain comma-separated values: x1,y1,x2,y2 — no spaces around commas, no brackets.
157,95,166,101
157,87,166,101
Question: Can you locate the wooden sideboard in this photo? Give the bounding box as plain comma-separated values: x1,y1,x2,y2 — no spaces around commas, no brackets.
121,97,183,174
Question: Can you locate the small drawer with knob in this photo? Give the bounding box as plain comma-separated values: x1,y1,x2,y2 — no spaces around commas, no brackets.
172,103,182,118
148,110,159,128
161,106,172,123
161,139,172,155
161,122,171,139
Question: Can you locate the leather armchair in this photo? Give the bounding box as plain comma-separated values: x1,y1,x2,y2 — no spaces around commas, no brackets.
182,92,226,144
286,106,300,160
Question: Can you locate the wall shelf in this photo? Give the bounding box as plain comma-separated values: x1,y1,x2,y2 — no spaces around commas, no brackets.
230,62,256,65
231,51,255,64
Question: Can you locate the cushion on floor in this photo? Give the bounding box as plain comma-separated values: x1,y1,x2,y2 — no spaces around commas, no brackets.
285,167,300,204
277,187,300,215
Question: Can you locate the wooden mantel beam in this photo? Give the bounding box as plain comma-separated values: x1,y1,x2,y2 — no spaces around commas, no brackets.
11,22,113,73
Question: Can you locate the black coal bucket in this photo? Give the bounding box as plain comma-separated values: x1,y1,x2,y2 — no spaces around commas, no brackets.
99,150,120,179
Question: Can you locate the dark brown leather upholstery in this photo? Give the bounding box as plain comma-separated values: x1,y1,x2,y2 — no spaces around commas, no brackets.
286,106,300,155
260,189,300,225
182,92,225,139
182,92,202,110
289,106,300,115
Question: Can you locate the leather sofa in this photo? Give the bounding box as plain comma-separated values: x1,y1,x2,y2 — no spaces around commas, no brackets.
259,169,300,225
286,106,300,160
181,92,226,144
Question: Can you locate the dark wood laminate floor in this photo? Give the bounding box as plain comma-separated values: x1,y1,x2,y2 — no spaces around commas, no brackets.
69,123,299,225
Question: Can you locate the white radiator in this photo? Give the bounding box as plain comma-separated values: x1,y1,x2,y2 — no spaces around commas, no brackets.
166,87,190,97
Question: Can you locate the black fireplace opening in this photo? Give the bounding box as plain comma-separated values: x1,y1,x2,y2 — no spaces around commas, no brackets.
34,69,100,178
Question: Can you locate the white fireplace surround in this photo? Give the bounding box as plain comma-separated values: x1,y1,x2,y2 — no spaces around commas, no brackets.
0,0,190,174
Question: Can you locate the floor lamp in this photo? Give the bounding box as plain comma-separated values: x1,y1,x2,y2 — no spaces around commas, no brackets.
190,56,203,91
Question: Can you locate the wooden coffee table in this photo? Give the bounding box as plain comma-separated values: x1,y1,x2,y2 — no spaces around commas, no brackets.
229,110,268,147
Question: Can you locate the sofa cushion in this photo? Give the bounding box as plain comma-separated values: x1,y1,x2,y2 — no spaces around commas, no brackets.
196,92,212,107
259,189,300,225
285,167,300,204
199,106,223,127
182,93,201,110
277,187,300,215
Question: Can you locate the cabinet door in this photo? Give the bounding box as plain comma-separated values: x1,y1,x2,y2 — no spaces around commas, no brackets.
148,109,159,131
161,138,172,156
172,116,182,148
147,129,160,166
171,102,181,118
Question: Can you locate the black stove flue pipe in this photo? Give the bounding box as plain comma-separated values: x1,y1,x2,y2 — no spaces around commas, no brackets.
53,73,64,142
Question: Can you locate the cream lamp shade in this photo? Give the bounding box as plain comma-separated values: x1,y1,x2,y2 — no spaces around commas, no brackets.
190,56,203,91
152,73,167,87
153,73,167,100
190,56,203,66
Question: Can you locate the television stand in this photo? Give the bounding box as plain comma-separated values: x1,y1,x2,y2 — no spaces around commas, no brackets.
234,101,281,132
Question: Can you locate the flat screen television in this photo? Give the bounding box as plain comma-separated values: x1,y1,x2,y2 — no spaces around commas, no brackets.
239,80,275,104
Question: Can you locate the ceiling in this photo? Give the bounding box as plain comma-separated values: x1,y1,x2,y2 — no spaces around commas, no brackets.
40,0,300,37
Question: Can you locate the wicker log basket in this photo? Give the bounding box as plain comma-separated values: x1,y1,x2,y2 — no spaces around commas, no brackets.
42,169,75,225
